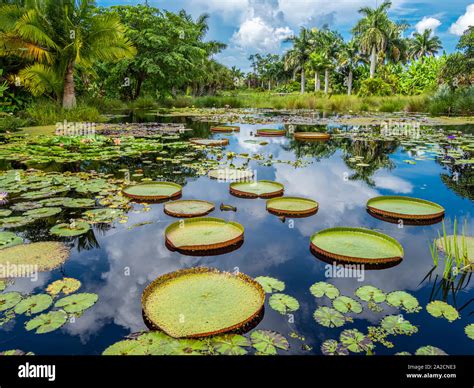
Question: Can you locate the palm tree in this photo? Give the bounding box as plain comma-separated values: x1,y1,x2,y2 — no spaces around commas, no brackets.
409,29,443,60
353,0,393,78
0,0,136,109
284,27,313,93
338,40,362,95
385,22,409,64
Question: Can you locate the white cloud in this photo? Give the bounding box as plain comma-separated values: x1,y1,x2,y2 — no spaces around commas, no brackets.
231,17,293,52
449,4,474,36
415,17,442,34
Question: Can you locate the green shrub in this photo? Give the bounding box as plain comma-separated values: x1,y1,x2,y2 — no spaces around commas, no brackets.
0,113,31,132
358,78,392,97
428,85,474,116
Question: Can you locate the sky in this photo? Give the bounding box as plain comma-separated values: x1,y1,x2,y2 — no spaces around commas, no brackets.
97,0,474,72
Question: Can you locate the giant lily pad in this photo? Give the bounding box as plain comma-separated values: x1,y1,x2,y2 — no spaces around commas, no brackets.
25,310,67,334
54,293,98,314
0,292,22,312
255,276,285,293
367,196,445,222
142,267,265,338
46,278,81,296
266,196,318,217
256,129,286,137
310,282,340,299
210,126,240,133
190,138,229,147
24,207,62,219
0,232,23,249
208,168,254,182
313,306,346,328
294,132,330,141
0,242,69,272
123,182,182,202
165,217,244,254
83,208,124,224
50,221,91,237
164,200,215,218
310,227,404,265
230,180,284,198
426,301,459,322
436,235,474,262
14,294,53,316
269,293,300,314
332,296,363,314
386,291,421,313
250,330,289,355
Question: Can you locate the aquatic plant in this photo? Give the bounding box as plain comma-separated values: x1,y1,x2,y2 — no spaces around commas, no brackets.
163,200,215,218
25,311,68,334
210,334,250,355
0,242,69,272
54,293,98,314
386,291,421,313
332,296,363,314
465,324,474,340
269,293,300,314
0,232,23,249
313,306,347,328
339,329,374,353
50,222,91,237
310,282,340,299
46,278,81,297
255,276,285,293
266,196,318,217
0,292,22,312
415,346,447,355
380,315,418,335
426,301,459,322
321,339,349,355
250,330,289,355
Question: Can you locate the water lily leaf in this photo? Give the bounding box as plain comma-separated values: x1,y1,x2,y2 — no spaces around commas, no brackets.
250,330,289,355
63,198,95,208
464,324,474,340
0,231,23,249
255,276,285,293
83,208,124,223
0,242,69,272
25,310,67,334
426,301,459,322
395,351,412,355
50,221,91,237
321,339,349,356
54,293,98,313
210,334,250,355
269,293,300,314
102,340,147,355
310,282,340,299
24,207,62,219
332,296,363,314
10,202,42,212
0,292,22,312
380,315,418,335
386,291,421,313
0,349,34,356
46,278,81,297
0,216,35,228
313,306,346,328
14,294,53,316
339,329,373,353
0,209,12,217
355,285,386,303
415,346,447,355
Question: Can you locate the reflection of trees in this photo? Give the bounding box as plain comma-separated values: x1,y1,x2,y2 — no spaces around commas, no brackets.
341,139,398,187
283,138,338,161
440,169,474,201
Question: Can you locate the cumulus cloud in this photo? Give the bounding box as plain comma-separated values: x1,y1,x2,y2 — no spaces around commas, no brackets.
449,4,474,36
415,17,442,34
231,17,293,52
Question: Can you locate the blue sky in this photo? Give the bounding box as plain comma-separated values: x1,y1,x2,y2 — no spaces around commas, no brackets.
97,1,474,72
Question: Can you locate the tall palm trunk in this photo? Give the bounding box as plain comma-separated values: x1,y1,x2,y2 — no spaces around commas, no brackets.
370,45,377,78
324,69,329,94
63,61,76,109
314,71,320,92
347,69,353,96
300,68,305,94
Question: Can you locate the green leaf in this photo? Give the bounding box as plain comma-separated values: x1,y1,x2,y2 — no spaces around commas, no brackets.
310,282,340,299
355,285,386,303
269,293,300,314
332,296,363,314
255,276,285,293
339,329,373,353
386,291,421,313
426,301,459,322
380,315,418,335
321,339,349,355
464,324,474,340
14,294,53,316
415,346,447,355
46,278,81,296
25,311,67,334
0,292,22,312
54,293,98,313
210,334,250,355
313,306,346,328
250,330,289,355
102,340,146,356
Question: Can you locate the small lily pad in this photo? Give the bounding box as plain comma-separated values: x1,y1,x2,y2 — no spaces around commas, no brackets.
321,339,349,355
50,222,91,237
426,301,459,322
24,207,62,219
54,293,98,313
0,292,22,312
25,310,67,334
355,285,386,303
250,330,289,355
386,291,421,313
339,329,373,353
269,293,300,314
464,324,474,340
313,306,346,328
210,334,250,355
0,231,23,249
63,198,96,208
380,315,418,335
332,296,363,314
310,282,340,299
14,294,53,316
102,340,145,356
46,278,81,296
255,276,285,293
415,346,447,355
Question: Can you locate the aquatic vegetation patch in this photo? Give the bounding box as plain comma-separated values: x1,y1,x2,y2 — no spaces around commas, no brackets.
250,330,289,355
0,216,35,228
266,196,318,217
83,208,124,224
415,346,447,355
14,294,53,316
210,334,251,355
355,285,386,303
386,291,421,313
230,180,284,198
141,267,265,338
321,339,349,355
426,301,459,322
269,293,300,314
313,306,347,328
367,196,445,222
189,138,229,147
380,315,418,335
339,329,374,353
163,200,215,218
0,232,23,249
332,296,363,314
25,310,68,334
24,207,62,218
50,221,91,237
46,278,81,297
255,276,285,293
122,182,182,202
310,282,340,299
0,242,69,272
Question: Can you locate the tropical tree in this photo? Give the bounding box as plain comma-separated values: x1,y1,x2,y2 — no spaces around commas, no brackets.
338,40,363,95
0,0,136,108
284,27,313,93
409,29,443,60
353,0,393,78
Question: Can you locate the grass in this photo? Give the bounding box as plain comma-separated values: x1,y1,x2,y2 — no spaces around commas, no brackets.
24,100,104,125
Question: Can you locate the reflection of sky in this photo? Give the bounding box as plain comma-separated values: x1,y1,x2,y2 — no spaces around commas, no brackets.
2,120,473,355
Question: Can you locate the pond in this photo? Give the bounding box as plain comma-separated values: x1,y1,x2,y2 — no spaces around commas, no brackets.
0,110,473,356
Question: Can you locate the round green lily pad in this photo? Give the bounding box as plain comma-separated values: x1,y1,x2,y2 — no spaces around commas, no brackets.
0,231,23,249
0,292,22,312
50,221,91,237
230,180,284,198
25,310,67,334
266,196,318,217
122,182,182,202
380,315,418,335
269,293,300,314
102,340,145,356
190,138,229,147
14,294,53,316
54,293,98,314
165,217,244,254
310,282,340,299
24,207,62,219
63,198,96,208
0,216,35,228
164,200,215,218
210,334,250,355
415,346,447,355
386,291,421,313
426,301,459,322
464,324,474,340
321,339,349,355
11,202,42,212
46,278,81,296
310,227,404,265
256,129,286,137
141,267,265,338
255,276,285,293
340,329,373,353
332,296,363,314
313,306,346,328
0,209,12,217
355,285,386,303
83,208,124,223
367,196,445,221
250,330,289,355
0,242,69,272
208,168,254,182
